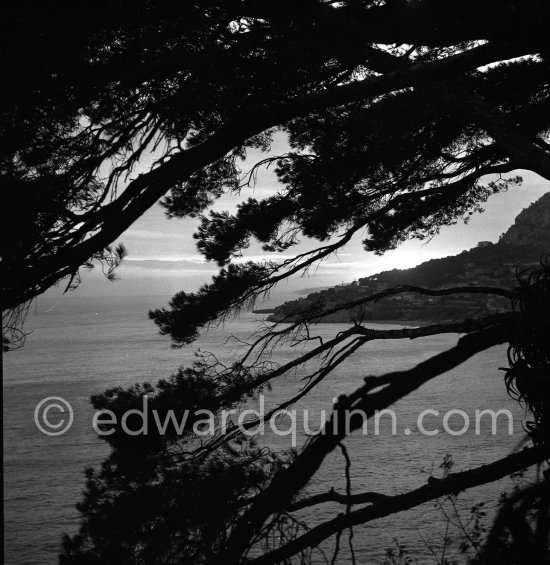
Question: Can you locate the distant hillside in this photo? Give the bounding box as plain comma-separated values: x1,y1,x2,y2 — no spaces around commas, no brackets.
267,192,550,323
499,191,550,246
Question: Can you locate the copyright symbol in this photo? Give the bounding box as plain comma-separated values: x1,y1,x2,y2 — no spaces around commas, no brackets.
34,396,74,436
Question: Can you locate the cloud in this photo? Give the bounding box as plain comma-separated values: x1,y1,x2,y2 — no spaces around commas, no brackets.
123,228,189,241
125,254,207,264
230,254,297,263
314,261,372,270
120,266,218,278
125,253,300,265
120,259,217,277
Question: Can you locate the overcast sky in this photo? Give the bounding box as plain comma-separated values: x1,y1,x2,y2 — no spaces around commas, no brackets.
46,135,549,303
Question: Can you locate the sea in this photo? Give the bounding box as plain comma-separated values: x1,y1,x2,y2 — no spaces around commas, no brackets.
3,294,535,565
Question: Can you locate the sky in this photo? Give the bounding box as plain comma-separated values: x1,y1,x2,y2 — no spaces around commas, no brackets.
46,135,549,305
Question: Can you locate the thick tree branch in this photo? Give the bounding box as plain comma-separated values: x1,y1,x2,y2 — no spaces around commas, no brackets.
4,41,531,310
249,446,549,565
287,489,389,512
211,319,523,563
188,312,519,459
459,90,550,181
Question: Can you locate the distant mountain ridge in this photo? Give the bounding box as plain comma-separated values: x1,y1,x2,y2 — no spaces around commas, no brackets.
267,192,550,323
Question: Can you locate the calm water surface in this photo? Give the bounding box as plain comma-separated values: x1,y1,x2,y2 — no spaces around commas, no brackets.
3,295,531,564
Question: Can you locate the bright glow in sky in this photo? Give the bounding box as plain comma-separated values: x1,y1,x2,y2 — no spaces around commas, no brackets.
46,135,549,303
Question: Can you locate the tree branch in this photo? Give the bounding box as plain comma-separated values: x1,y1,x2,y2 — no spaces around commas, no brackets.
287,489,389,513
459,89,550,181
5,41,531,310
211,319,523,563
249,446,549,565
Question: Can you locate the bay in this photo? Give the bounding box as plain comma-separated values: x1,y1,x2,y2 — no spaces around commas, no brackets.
3,295,530,564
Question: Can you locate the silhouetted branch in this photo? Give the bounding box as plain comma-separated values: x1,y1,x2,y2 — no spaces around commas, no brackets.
288,488,389,513
187,313,518,458
5,40,531,310
248,446,549,565
212,319,523,563
461,89,550,181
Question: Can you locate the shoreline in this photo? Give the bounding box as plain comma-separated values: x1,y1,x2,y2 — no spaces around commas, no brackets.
262,316,440,327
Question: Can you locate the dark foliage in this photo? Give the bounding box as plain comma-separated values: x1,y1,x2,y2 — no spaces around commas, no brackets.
473,481,550,564
61,264,550,564
2,1,550,314
505,258,550,446
4,2,550,563
60,445,281,565
149,262,271,345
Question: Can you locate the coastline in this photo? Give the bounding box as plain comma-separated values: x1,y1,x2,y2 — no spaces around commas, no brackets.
262,316,439,327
